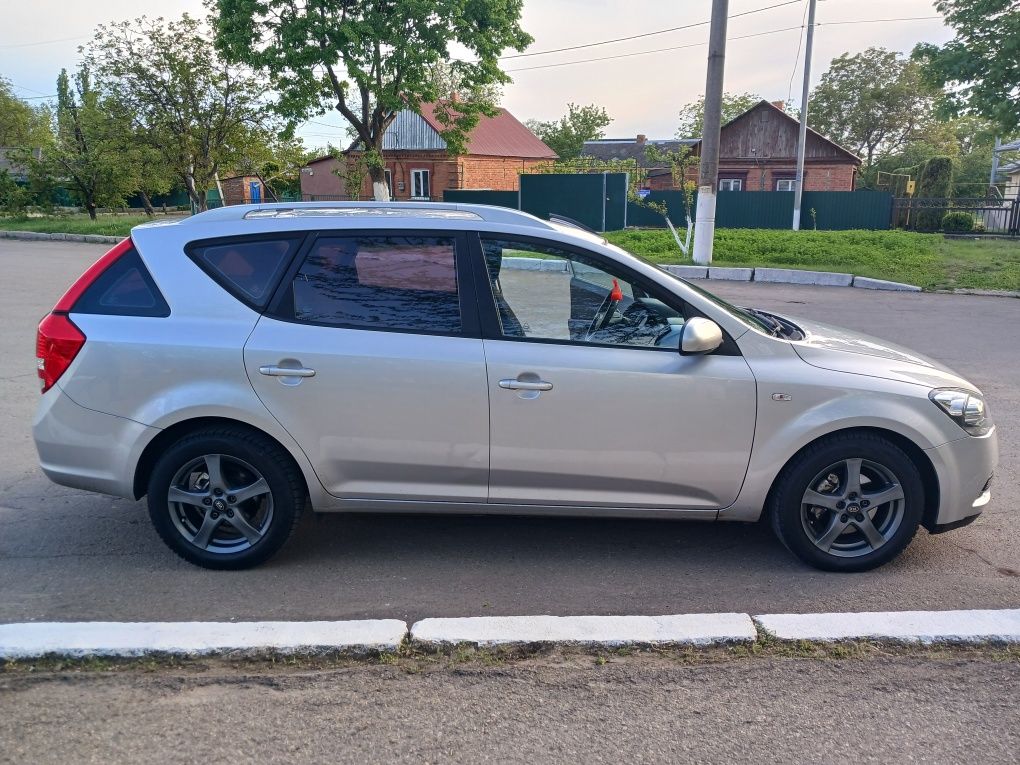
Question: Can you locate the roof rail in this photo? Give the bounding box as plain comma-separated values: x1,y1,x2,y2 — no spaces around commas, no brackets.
182,201,558,230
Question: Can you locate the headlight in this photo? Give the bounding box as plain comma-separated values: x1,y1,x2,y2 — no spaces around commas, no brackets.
929,388,993,436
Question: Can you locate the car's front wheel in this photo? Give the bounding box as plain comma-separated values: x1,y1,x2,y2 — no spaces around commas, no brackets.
769,432,924,572
146,426,305,570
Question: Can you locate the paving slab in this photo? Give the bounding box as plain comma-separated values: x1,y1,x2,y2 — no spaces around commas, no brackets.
707,266,754,281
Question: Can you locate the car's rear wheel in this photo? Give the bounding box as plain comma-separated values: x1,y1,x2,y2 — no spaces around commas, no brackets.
146,426,304,570
769,433,924,572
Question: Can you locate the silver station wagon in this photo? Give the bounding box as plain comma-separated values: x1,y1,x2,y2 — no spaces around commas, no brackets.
34,203,997,571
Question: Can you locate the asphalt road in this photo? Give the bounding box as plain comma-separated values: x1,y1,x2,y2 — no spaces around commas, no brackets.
0,240,1017,623
2,652,1018,764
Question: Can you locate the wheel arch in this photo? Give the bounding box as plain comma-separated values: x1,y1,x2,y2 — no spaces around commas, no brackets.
763,426,940,531
133,416,310,502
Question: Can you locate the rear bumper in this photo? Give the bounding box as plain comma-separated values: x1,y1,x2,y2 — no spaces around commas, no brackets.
924,428,998,528
33,386,157,499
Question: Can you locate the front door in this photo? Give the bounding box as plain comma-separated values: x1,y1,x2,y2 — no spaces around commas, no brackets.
245,230,489,502
477,235,757,510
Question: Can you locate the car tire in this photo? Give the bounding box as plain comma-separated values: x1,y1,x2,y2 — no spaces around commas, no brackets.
146,426,305,570
768,432,924,572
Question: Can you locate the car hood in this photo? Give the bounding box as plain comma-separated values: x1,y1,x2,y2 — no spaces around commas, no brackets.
777,314,980,392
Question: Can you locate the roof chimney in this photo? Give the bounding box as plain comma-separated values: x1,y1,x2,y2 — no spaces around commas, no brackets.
636,134,647,145
770,100,785,112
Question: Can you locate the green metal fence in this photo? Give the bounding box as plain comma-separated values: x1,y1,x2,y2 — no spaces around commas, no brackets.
445,179,893,231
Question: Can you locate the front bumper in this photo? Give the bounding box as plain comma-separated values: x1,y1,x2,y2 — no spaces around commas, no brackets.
924,428,998,528
33,385,158,499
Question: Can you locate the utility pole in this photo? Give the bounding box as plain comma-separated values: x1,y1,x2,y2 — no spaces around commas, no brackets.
792,0,817,231
989,136,1002,194
692,0,729,265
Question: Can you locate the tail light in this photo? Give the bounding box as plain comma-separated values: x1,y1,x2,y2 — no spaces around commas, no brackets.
36,238,134,393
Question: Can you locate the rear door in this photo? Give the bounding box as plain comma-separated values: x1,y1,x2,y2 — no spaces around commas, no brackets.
244,230,490,502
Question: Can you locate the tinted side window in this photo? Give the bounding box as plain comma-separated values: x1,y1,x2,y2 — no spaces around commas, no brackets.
73,248,170,317
189,237,302,307
285,235,461,334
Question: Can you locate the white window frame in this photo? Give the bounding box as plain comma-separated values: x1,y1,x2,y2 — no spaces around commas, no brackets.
384,168,393,195
718,178,742,192
775,178,795,192
411,168,431,200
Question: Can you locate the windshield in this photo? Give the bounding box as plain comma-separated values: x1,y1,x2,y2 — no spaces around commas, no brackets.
603,242,774,333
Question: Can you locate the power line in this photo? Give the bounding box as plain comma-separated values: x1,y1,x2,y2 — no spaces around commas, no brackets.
787,0,810,105
505,15,945,74
0,35,89,49
500,0,802,59
505,25,803,73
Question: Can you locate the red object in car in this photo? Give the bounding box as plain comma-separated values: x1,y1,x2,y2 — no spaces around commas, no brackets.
36,238,133,393
610,278,623,302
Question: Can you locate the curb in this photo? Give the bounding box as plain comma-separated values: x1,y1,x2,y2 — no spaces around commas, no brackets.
0,230,123,245
754,609,1020,644
3,609,1019,658
658,263,919,291
410,614,757,647
0,620,407,659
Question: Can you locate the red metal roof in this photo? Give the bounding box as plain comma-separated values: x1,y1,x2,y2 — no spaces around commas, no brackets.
418,103,558,159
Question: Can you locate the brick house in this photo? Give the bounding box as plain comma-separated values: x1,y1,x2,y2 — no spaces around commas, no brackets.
300,104,557,201
582,100,861,192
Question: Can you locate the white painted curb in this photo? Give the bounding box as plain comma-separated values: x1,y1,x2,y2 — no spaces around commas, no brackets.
755,609,1020,644
410,613,757,647
0,620,408,659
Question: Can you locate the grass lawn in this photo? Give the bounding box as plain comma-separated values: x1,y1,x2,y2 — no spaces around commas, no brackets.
3,214,1018,292
605,228,1020,292
0,213,179,238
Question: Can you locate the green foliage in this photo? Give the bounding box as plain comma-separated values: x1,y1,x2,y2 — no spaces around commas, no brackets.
916,156,955,229
34,66,139,219
810,48,939,167
213,0,531,199
0,169,29,215
525,103,612,159
0,77,53,149
941,211,975,232
675,91,762,138
914,0,1020,134
86,15,277,211
0,213,167,236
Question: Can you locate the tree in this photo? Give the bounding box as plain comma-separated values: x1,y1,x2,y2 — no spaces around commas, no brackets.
809,48,938,168
36,67,137,219
914,0,1020,135
525,103,612,160
213,0,532,201
0,78,53,149
86,15,276,211
675,91,762,138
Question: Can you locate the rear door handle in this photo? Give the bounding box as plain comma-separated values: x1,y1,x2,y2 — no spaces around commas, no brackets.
259,365,316,378
499,379,553,391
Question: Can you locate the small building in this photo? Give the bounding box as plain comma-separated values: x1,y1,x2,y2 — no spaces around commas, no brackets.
0,147,42,182
300,104,557,201
582,100,862,192
219,175,269,205
999,160,1020,200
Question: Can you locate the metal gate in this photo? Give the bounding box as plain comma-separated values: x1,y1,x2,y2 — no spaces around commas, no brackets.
519,173,628,232
892,197,1020,234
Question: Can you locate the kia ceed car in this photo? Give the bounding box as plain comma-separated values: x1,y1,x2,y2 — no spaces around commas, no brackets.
33,202,997,571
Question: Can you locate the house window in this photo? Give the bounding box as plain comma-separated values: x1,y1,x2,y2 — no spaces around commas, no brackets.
718,178,742,192
411,169,431,200
775,178,795,191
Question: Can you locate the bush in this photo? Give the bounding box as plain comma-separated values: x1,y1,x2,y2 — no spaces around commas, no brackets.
941,211,975,233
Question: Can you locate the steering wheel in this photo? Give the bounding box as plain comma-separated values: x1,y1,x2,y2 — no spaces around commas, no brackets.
584,281,623,341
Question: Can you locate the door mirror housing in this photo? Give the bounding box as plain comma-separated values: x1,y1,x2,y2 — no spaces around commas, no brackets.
680,317,723,355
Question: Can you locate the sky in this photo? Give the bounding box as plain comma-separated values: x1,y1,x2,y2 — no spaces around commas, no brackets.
0,0,953,148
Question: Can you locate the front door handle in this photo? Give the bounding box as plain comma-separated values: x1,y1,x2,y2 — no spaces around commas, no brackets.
259,365,316,378
499,379,553,391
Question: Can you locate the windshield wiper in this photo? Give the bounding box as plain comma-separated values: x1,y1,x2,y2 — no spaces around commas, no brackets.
740,307,784,336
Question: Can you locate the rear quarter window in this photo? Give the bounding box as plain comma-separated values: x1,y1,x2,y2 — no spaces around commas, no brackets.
188,236,304,308
73,247,170,317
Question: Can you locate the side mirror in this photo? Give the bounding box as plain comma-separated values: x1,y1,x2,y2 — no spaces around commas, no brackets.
680,317,723,355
